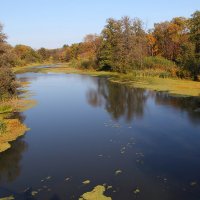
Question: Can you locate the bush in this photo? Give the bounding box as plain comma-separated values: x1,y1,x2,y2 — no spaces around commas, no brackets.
143,56,177,70
0,68,17,99
0,121,7,135
142,56,179,77
80,58,97,69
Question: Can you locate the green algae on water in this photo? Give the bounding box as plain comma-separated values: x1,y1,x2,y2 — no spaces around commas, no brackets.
79,185,112,200
0,196,15,200
82,180,91,185
115,170,122,175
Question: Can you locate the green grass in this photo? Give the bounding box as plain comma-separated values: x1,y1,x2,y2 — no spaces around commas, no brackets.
0,105,13,114
110,73,200,97
0,121,7,135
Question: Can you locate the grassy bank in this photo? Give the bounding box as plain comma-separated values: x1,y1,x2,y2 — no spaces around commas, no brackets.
13,62,55,74
0,85,36,153
16,63,200,97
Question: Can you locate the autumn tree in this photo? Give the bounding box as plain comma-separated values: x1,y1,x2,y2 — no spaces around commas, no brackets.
37,47,50,61
190,11,200,57
14,45,41,65
0,23,17,99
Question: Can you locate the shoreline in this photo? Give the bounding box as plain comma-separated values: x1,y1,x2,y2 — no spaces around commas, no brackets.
2,63,198,153
0,81,36,153
14,63,200,97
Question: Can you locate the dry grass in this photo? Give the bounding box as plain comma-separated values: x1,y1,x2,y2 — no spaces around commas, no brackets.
0,82,36,153
0,119,29,152
109,74,200,97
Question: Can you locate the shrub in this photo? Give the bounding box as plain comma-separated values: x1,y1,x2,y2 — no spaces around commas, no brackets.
0,121,7,135
142,56,179,77
0,68,17,99
80,58,97,69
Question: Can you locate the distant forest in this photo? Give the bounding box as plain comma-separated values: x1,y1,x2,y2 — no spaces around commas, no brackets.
0,10,200,98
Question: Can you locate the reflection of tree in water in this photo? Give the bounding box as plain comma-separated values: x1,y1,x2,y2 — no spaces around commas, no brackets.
0,112,28,183
0,138,28,183
87,77,200,124
87,77,148,122
154,92,200,125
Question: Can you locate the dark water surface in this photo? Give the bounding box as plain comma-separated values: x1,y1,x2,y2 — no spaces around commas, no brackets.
1,71,200,200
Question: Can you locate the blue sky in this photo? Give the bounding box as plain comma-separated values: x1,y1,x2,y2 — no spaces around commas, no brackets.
0,0,199,49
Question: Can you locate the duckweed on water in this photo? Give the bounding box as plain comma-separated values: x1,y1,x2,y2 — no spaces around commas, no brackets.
0,196,14,200
79,185,112,200
65,177,70,181
190,181,197,187
0,97,36,153
82,180,91,185
31,191,38,196
133,188,140,194
0,119,29,152
115,170,122,175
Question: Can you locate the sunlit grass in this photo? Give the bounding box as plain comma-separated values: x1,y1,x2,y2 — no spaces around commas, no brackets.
79,185,112,200
23,63,200,97
0,82,36,153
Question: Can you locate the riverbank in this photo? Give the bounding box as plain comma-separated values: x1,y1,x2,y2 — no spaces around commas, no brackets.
0,81,36,153
13,62,55,74
14,63,200,97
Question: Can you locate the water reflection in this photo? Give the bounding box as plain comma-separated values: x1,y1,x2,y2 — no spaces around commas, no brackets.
0,138,28,183
87,77,148,122
0,112,28,183
1,73,200,200
154,92,200,125
87,77,200,124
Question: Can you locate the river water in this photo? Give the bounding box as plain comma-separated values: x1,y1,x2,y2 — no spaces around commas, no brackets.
0,71,200,200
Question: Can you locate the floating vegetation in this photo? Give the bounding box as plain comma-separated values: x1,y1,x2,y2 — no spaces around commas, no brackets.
46,176,52,180
133,188,140,194
107,186,113,190
0,119,29,152
120,146,126,154
190,181,197,187
31,191,38,196
0,96,36,153
0,196,14,200
79,185,112,200
82,180,91,185
65,177,70,181
115,170,122,175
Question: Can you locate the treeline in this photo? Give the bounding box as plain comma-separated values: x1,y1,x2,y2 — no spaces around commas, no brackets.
71,10,200,80
38,10,199,80
0,10,200,98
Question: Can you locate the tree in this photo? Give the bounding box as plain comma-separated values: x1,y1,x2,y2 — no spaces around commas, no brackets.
153,17,189,62
0,23,17,99
190,11,200,57
14,45,41,65
37,47,50,61
98,17,147,72
146,31,158,56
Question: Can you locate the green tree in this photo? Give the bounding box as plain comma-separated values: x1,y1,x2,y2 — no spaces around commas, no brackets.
98,17,147,72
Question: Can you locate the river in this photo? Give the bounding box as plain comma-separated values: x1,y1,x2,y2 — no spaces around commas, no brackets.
0,70,200,200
